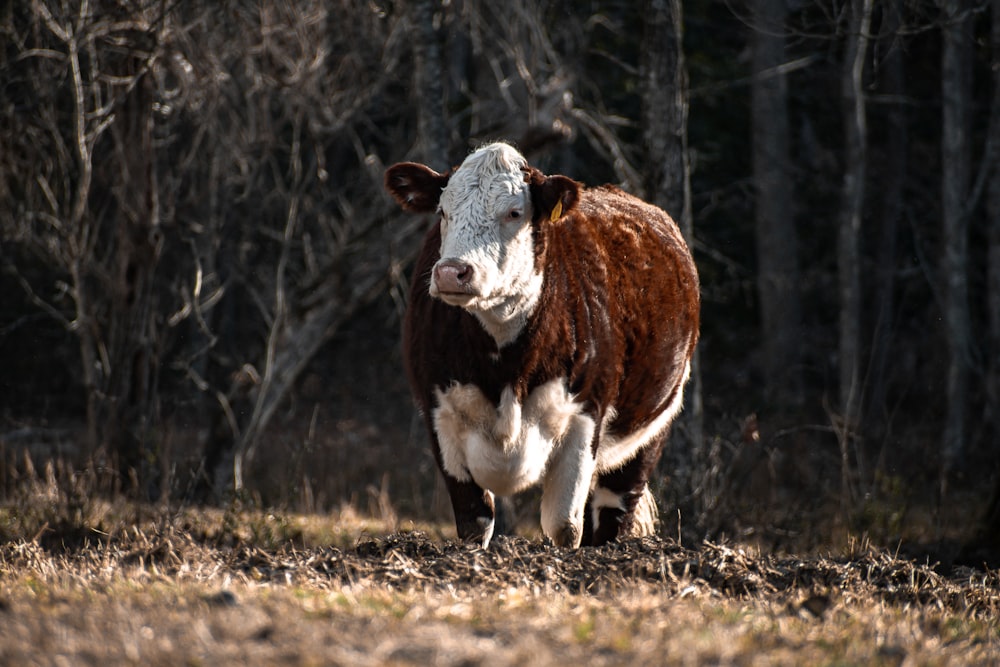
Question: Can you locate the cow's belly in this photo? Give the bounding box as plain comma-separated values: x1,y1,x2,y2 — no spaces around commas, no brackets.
433,378,587,496
595,358,691,473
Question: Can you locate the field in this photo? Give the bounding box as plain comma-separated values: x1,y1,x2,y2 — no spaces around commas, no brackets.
2,496,999,667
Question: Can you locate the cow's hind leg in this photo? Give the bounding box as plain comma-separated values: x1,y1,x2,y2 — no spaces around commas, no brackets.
584,443,663,546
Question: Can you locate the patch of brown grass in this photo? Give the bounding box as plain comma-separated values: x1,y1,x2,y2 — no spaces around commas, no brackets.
1,503,998,665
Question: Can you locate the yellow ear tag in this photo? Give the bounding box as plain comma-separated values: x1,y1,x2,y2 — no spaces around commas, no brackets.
549,200,563,222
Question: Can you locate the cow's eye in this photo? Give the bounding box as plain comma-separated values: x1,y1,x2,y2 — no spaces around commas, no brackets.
506,209,523,222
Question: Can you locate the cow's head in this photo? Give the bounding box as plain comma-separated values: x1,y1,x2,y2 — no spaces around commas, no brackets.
385,142,580,346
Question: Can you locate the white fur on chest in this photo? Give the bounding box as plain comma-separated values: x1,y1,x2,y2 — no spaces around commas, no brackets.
433,379,587,496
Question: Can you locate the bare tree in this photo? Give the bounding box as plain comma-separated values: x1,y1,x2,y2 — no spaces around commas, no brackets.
410,0,450,168
639,0,706,512
444,1,574,158
642,0,691,226
186,2,415,494
1,1,170,489
939,0,974,477
867,0,908,446
751,0,803,406
836,0,874,505
1,1,420,497
989,0,1000,454
966,0,1000,556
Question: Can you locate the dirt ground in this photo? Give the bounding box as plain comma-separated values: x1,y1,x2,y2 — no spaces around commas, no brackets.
1,505,998,666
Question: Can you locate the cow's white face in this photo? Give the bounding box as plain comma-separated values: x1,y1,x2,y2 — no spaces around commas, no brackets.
431,144,542,345
385,142,580,348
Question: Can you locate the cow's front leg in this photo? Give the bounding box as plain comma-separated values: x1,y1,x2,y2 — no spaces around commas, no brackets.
432,384,499,547
540,414,596,548
443,473,497,548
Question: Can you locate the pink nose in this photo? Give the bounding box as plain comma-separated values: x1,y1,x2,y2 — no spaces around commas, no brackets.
434,259,474,293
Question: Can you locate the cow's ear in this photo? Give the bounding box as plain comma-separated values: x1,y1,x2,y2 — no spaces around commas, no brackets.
385,162,450,213
526,168,581,223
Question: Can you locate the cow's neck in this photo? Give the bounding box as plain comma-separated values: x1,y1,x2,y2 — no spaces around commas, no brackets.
471,271,544,349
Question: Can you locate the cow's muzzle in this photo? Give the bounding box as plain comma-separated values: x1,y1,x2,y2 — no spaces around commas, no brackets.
433,259,476,295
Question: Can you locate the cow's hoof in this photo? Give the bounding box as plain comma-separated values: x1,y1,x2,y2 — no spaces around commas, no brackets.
550,522,582,548
456,515,495,549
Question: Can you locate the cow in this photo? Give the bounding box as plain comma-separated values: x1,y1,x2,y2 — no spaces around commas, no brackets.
385,142,699,548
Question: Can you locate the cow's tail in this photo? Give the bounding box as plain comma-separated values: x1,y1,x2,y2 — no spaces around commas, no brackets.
629,484,659,537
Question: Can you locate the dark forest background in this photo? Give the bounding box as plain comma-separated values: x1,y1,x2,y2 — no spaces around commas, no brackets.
2,0,999,556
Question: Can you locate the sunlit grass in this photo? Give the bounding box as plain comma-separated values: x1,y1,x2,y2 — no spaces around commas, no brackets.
0,476,998,665
1,543,997,665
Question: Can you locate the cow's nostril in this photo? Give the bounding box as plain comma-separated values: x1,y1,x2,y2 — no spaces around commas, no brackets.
434,259,475,292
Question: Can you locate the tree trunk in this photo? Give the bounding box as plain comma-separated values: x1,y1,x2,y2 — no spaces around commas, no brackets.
642,0,690,224
964,0,1000,560
989,0,1000,461
837,0,873,505
940,0,974,475
104,73,164,495
868,0,907,448
751,0,802,405
411,0,449,169
640,0,705,511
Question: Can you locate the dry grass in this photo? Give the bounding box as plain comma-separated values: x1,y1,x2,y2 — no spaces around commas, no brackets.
1,496,998,666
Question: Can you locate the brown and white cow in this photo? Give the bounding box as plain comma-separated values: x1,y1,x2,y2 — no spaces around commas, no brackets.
385,142,699,548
